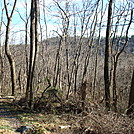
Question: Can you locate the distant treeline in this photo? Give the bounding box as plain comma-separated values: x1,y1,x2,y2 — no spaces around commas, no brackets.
100,35,134,54
44,35,134,55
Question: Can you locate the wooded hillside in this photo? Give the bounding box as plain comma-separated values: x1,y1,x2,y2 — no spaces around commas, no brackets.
0,0,134,133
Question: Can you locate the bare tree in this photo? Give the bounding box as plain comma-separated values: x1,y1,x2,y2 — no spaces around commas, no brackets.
26,0,39,108
4,0,17,96
0,7,4,93
104,0,113,111
92,0,107,98
16,0,30,97
111,8,133,112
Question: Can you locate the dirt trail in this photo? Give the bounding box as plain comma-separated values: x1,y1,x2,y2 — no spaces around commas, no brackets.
0,102,21,134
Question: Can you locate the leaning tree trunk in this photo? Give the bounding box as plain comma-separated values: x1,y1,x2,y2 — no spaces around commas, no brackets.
4,0,17,96
112,9,133,112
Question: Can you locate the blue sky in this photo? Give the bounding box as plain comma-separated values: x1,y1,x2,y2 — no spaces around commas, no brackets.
0,0,134,44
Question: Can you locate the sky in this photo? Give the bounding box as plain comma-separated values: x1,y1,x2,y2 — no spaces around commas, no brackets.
0,0,134,45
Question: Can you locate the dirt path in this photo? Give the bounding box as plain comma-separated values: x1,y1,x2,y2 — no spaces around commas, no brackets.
0,102,21,134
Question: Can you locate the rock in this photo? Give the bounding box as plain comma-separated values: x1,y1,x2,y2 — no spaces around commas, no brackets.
16,126,32,134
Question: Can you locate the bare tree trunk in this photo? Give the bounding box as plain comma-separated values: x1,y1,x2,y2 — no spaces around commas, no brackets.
53,0,70,96
127,68,134,116
104,0,113,111
93,0,106,98
112,59,117,111
24,1,30,99
25,19,29,98
81,81,87,111
17,0,30,97
4,0,17,96
29,0,39,108
26,0,35,104
112,9,133,112
53,36,62,87
0,8,4,93
26,0,39,108
81,1,98,86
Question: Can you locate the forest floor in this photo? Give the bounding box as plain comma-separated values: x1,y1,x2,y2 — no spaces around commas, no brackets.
0,101,21,134
0,99,134,134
